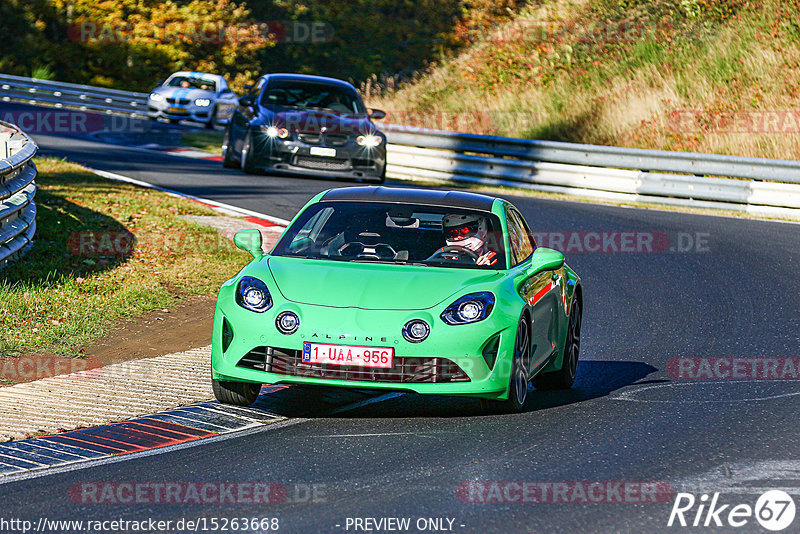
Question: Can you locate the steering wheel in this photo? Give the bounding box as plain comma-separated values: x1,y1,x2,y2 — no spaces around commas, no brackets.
339,242,397,260
427,245,480,263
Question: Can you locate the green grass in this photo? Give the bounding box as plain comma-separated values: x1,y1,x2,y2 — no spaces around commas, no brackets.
181,130,224,155
0,158,247,357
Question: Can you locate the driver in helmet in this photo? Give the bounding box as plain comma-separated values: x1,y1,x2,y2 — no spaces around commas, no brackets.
435,214,498,266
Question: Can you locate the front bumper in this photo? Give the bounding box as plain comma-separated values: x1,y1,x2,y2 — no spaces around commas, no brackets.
246,132,386,180
211,290,517,399
148,99,233,124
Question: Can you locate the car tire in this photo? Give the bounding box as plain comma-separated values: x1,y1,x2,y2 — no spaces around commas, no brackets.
482,316,530,414
532,297,581,390
205,106,216,129
212,378,261,406
240,131,257,174
222,127,237,169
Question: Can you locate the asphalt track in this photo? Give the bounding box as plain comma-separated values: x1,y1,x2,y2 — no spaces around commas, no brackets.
1,102,799,533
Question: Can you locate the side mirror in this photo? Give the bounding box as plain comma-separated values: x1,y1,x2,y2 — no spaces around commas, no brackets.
527,247,564,275
234,229,264,260
238,95,255,108
368,108,386,120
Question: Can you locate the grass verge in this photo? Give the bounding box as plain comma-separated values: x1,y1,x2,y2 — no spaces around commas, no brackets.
0,157,247,357
368,0,800,160
181,130,224,155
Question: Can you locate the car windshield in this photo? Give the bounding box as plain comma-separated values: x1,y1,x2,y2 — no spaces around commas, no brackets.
272,201,507,270
166,76,217,91
260,81,366,115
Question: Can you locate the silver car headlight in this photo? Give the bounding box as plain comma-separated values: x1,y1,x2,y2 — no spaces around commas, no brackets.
194,98,212,107
150,93,164,102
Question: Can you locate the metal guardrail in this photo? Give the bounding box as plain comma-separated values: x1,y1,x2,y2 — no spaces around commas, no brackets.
383,125,800,219
1,74,799,219
0,121,37,269
0,73,149,117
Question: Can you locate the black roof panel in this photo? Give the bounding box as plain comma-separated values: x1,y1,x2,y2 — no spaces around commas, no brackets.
320,186,496,211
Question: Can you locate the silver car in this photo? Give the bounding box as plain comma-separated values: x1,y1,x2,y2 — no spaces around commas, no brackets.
148,71,238,128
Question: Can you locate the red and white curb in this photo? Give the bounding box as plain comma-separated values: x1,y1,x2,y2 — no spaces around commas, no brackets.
89,168,290,231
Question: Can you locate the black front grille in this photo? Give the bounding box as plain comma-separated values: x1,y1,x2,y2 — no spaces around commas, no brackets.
294,156,351,171
166,97,191,105
352,158,377,169
298,133,321,144
237,347,470,383
324,134,349,146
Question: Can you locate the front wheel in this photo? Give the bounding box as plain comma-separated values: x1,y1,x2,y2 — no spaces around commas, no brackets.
240,131,257,174
482,317,530,414
221,127,237,168
532,297,581,390
212,378,261,406
205,106,217,129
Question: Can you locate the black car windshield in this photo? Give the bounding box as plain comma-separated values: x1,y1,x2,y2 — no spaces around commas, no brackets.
166,76,217,91
260,81,366,115
272,201,507,270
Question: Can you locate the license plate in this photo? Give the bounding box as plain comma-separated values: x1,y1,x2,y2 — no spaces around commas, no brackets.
302,342,393,368
167,106,185,113
309,147,336,157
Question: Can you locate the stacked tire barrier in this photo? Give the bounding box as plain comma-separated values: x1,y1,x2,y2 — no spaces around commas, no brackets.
0,121,37,269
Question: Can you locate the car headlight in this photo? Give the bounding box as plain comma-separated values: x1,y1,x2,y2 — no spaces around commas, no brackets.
441,292,495,325
356,134,383,147
236,276,272,313
194,98,212,107
262,126,289,139
150,93,164,102
402,319,430,343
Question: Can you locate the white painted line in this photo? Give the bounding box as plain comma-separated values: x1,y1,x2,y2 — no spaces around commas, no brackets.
87,167,291,226
328,392,405,414
611,381,800,403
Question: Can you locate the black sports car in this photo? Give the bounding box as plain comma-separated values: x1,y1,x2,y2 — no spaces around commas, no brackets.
222,74,387,182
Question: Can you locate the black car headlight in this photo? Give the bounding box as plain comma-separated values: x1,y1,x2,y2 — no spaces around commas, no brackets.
236,276,272,313
441,292,495,325
262,125,289,139
356,134,383,147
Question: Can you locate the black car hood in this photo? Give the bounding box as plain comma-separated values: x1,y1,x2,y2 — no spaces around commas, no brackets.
264,109,375,135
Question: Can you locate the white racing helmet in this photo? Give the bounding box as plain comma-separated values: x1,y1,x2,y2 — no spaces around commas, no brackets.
443,214,488,252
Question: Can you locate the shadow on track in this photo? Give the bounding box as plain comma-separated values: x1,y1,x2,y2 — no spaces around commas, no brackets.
244,360,661,419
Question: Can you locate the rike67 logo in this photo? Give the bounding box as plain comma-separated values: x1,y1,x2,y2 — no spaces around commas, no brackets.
668,491,796,531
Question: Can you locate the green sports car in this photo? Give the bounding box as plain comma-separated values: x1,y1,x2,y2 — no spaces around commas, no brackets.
211,187,583,413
